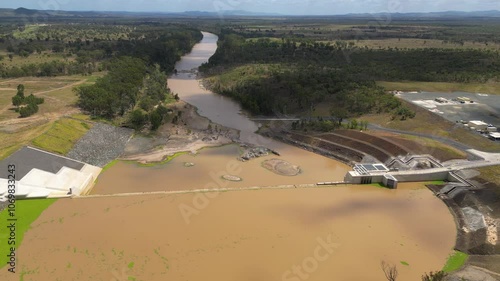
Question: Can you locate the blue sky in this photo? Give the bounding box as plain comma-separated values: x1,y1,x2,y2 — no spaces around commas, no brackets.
2,0,499,15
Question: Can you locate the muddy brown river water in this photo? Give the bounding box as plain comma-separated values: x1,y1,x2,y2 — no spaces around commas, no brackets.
0,185,456,281
68,32,459,281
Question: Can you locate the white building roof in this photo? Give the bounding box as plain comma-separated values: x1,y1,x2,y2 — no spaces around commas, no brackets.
353,164,389,175
490,132,500,138
469,120,488,126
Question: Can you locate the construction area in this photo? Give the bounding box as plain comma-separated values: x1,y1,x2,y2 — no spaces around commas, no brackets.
396,91,500,130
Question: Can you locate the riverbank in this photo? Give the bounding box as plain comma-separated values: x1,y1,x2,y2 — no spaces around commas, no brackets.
120,100,239,164
428,178,500,280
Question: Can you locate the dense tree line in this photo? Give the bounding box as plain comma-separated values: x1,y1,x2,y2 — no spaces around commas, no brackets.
201,32,424,119
198,30,500,124
202,34,500,83
0,24,202,78
0,60,98,77
76,57,146,117
76,58,174,130
208,64,411,121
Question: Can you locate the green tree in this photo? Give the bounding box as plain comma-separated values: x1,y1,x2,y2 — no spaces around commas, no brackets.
393,106,416,121
156,105,169,116
144,64,169,103
128,109,147,130
331,108,350,126
150,110,163,131
139,96,155,112
24,94,44,105
12,95,23,109
17,84,25,98
350,119,358,129
19,103,39,118
75,85,116,117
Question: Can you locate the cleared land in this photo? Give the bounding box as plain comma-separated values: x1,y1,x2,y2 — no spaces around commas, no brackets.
0,74,102,159
378,81,500,96
397,91,500,128
0,51,74,67
0,184,456,281
361,100,500,152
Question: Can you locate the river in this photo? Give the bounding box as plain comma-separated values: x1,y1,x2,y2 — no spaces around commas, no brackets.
0,31,458,281
92,31,352,195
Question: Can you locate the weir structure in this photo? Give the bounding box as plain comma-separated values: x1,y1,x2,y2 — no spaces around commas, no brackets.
344,149,500,189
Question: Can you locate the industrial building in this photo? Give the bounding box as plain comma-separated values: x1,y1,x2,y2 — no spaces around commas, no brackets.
490,132,500,141
467,120,488,131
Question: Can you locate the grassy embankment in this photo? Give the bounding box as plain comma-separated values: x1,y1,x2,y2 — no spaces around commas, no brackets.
31,117,92,155
477,166,500,184
385,133,467,161
0,199,57,270
475,165,500,188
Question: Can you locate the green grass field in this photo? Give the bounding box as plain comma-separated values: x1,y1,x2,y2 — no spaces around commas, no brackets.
31,118,92,155
0,199,57,270
377,81,500,95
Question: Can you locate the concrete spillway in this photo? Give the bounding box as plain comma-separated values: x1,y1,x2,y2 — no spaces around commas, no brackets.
0,146,101,200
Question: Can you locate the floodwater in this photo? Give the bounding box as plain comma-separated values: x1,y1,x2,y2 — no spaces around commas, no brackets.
71,33,458,280
92,32,351,194
93,144,348,194
0,184,457,281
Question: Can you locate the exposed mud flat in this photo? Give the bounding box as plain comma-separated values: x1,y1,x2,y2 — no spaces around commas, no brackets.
0,184,456,281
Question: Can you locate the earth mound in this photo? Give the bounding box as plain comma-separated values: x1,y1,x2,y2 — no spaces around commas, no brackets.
262,159,301,176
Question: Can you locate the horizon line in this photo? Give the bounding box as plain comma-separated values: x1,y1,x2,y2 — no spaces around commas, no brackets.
4,7,500,17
